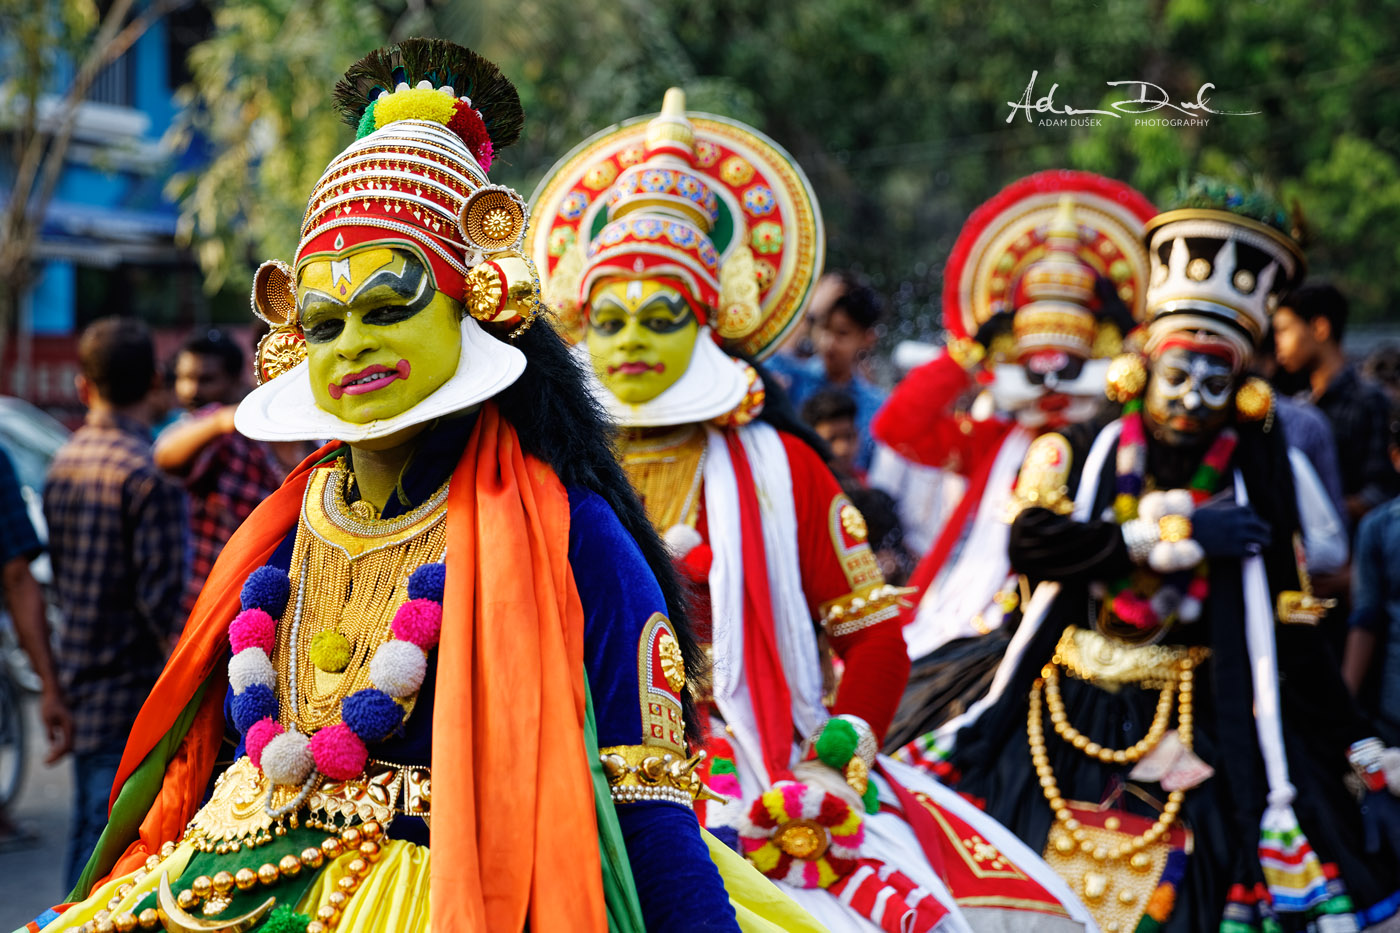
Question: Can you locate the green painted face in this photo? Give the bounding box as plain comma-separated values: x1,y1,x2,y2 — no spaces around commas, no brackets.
585,279,699,404
298,247,462,424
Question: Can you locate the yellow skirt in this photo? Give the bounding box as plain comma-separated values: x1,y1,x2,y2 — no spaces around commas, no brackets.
41,832,823,933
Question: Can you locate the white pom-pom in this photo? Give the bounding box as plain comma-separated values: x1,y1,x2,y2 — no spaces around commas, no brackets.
1179,597,1202,622
369,640,427,698
261,730,313,785
376,89,390,101
1138,491,1169,524
415,79,433,90
1162,488,1195,517
439,85,455,96
663,524,703,560
1149,538,1205,574
395,82,410,92
228,648,276,693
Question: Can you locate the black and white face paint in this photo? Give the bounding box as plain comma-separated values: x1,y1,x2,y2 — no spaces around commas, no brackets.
1143,346,1236,447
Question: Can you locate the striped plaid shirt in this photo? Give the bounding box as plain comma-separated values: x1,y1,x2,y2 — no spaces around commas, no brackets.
43,411,187,754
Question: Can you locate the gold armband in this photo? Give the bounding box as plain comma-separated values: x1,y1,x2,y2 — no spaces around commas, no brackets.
599,745,725,806
820,583,915,637
946,336,986,371
1006,432,1074,520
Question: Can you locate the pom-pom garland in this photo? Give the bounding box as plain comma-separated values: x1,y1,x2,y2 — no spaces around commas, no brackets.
228,647,276,693
261,730,314,786
814,718,859,770
1104,404,1235,634
229,607,277,654
406,562,446,602
308,723,369,781
343,689,405,744
232,683,279,733
241,565,291,617
245,717,284,770
369,640,428,698
227,560,445,788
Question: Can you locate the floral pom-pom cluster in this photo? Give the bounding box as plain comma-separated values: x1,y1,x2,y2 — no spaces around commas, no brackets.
356,82,496,170
228,560,446,787
737,780,864,889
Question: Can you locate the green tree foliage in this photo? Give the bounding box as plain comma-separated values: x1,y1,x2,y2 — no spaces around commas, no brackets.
172,0,1400,334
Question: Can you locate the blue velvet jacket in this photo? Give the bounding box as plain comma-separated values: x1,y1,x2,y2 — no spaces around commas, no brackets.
226,416,738,932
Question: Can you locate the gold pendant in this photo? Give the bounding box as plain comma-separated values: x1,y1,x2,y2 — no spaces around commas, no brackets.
158,870,275,933
183,757,310,853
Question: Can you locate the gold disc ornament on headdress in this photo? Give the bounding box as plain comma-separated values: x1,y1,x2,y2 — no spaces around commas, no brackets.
526,91,824,360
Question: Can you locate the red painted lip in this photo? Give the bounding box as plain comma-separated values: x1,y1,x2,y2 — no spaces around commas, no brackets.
1038,393,1071,412
327,360,411,399
608,361,664,375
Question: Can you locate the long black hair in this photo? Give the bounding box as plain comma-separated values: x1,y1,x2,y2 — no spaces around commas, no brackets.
492,322,705,744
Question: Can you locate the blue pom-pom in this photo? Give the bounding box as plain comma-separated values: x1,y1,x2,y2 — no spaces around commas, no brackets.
406,563,446,602
711,825,741,851
232,683,278,733
241,565,291,616
342,689,404,743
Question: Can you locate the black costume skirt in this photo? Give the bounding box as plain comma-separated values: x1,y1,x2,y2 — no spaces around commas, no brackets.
883,625,1013,753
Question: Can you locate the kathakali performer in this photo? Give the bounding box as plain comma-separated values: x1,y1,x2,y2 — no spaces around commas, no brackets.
25,40,823,933
873,171,1157,753
935,180,1400,932
529,89,1095,932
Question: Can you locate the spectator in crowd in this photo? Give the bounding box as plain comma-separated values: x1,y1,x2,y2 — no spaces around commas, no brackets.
0,446,72,849
154,331,280,615
800,388,863,483
765,271,886,471
43,317,186,888
1343,410,1400,745
847,484,914,585
1274,282,1399,522
1365,345,1400,406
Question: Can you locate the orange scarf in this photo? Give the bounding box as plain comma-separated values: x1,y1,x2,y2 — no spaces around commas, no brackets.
99,405,605,931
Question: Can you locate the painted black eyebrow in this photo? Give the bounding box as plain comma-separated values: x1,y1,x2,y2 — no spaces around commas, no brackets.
592,290,691,318
297,251,430,319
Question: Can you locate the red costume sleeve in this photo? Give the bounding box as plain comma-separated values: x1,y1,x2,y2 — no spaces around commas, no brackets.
780,433,910,741
870,352,1004,475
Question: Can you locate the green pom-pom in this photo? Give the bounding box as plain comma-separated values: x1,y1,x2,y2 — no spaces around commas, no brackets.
711,758,737,776
355,101,378,139
260,905,311,933
815,719,859,769
310,630,352,673
862,780,880,815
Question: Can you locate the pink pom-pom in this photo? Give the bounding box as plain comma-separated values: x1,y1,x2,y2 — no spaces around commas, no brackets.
1113,591,1158,630
390,599,443,649
230,608,277,654
309,723,368,781
1187,576,1210,601
245,717,285,769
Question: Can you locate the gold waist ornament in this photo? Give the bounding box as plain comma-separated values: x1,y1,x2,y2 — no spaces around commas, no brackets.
1054,625,1209,690
183,756,432,855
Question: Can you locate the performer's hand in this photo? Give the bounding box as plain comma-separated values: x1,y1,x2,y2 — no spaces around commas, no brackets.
1361,790,1400,857
1191,503,1270,558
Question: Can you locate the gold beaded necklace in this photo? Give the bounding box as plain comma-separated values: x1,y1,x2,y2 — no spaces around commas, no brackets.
620,425,708,532
273,463,448,732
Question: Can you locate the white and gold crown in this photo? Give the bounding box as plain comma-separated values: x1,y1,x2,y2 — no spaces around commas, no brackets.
1142,208,1305,347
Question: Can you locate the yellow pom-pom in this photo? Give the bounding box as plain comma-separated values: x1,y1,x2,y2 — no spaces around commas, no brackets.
310,630,352,673
1113,493,1138,524
748,841,781,873
374,87,457,131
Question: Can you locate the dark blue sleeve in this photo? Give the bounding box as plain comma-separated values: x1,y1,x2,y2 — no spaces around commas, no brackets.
566,486,740,933
0,447,42,564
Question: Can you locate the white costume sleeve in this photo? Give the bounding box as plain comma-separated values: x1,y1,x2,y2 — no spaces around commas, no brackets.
1289,446,1348,574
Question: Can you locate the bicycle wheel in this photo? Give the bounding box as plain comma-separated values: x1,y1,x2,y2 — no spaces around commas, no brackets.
0,672,27,808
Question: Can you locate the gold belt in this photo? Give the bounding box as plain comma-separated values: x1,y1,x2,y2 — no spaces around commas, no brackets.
184,756,431,855
1054,626,1209,690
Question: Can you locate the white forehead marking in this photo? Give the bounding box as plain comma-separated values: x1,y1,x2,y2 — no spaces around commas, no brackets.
331,258,353,289
626,280,644,302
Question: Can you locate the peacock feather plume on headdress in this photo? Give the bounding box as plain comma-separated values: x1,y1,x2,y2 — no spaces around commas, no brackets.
331,38,524,171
